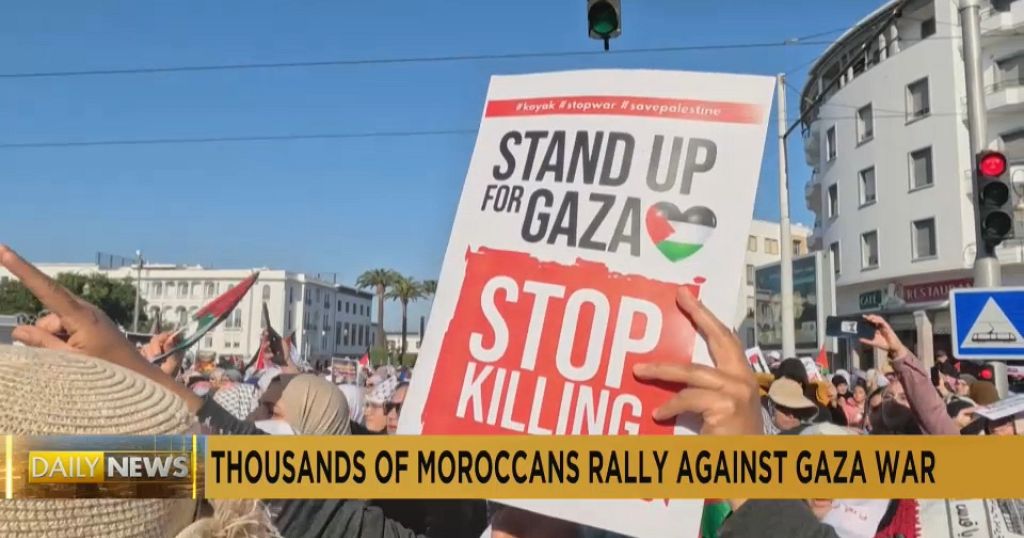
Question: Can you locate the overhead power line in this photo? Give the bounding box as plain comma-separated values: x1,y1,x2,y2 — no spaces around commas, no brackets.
0,129,478,149
0,39,842,79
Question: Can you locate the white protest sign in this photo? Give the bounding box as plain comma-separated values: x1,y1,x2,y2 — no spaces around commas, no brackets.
745,346,770,374
976,393,1024,421
919,499,1024,538
800,357,824,382
398,69,774,537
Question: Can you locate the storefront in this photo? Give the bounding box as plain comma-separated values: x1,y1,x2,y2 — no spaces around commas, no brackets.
838,276,973,370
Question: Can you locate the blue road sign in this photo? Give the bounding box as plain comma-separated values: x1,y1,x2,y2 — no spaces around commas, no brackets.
951,287,1024,360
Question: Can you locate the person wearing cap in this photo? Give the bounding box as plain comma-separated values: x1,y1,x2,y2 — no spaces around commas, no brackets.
767,379,818,433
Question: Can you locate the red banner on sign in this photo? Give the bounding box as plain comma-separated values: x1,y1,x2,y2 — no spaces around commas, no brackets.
420,248,703,436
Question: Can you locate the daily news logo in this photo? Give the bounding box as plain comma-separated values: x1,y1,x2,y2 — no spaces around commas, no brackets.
27,451,191,484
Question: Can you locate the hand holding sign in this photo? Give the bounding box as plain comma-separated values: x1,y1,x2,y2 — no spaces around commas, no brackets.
860,315,910,359
633,287,763,436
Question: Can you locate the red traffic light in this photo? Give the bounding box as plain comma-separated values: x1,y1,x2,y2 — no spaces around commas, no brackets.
980,368,994,381
979,151,1008,177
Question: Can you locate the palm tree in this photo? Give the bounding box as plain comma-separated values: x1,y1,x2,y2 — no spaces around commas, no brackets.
356,268,399,355
421,279,437,297
386,275,426,358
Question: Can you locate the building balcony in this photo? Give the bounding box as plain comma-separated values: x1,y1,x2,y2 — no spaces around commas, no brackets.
803,121,821,168
808,222,824,251
805,174,822,213
987,81,1024,113
981,3,1024,36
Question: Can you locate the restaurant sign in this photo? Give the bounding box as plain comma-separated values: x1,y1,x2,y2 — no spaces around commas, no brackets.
901,278,973,304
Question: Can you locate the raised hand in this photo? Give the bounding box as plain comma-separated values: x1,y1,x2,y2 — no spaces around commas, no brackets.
860,314,909,358
633,287,763,436
0,244,202,412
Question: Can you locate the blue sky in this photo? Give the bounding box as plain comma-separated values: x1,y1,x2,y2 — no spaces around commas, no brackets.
0,0,879,330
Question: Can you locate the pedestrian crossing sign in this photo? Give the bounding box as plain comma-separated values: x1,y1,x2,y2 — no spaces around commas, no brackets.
951,287,1024,360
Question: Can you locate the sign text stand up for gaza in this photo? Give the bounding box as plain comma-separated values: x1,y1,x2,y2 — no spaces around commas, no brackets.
399,70,774,537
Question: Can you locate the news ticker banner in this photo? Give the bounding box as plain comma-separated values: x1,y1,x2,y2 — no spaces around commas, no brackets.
3,435,1024,500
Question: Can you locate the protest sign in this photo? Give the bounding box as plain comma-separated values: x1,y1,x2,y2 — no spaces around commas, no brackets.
399,69,774,536
800,357,824,382
919,499,1024,538
745,346,770,374
976,394,1024,421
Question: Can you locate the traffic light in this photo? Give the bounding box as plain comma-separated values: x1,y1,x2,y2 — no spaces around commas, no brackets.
587,0,621,51
978,363,996,382
975,150,1014,249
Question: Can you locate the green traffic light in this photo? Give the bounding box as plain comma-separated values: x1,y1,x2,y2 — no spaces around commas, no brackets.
589,2,619,36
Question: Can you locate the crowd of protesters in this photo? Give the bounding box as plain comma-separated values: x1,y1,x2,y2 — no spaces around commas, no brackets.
0,242,1022,538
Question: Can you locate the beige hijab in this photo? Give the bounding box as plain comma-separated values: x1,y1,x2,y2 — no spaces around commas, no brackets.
279,374,351,435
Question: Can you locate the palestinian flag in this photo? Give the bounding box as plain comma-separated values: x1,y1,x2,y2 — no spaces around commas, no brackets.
645,203,717,262
154,272,259,360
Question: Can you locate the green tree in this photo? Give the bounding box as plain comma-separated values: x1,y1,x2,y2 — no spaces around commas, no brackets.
356,268,399,354
420,279,437,297
0,273,145,327
386,275,426,358
0,279,43,316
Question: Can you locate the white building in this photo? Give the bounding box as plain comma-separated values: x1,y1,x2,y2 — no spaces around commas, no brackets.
800,0,1024,368
0,262,375,362
385,331,423,355
735,220,812,347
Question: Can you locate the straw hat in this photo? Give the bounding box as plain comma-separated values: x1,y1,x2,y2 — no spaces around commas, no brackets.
0,345,276,537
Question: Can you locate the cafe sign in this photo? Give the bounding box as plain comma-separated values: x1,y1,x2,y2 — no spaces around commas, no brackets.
859,290,883,311
901,278,973,304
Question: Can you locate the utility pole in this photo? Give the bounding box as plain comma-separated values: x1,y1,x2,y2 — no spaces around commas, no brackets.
776,74,797,359
131,250,143,332
960,0,1008,396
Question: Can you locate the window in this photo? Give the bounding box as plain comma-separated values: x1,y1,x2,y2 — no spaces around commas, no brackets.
793,240,803,256
152,282,162,297
997,53,1024,91
177,283,188,298
829,242,841,275
827,184,839,218
203,336,213,348
825,125,837,161
262,285,271,301
288,287,294,303
343,323,350,346
345,302,351,314
856,104,873,143
190,282,200,298
227,309,243,330
909,147,934,189
746,296,755,317
205,282,216,298
175,307,188,326
1003,129,1024,159
764,238,779,255
861,231,879,269
747,236,757,252
906,78,930,120
286,310,292,331
859,167,877,205
338,300,343,312
315,288,321,302
920,18,936,39
164,282,174,297
746,264,754,285
304,289,311,305
324,295,330,309
912,218,937,259
336,322,343,345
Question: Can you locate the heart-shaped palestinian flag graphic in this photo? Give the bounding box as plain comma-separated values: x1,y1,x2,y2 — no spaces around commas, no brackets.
645,203,717,262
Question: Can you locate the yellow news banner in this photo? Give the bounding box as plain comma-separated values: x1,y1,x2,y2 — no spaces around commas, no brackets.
205,435,1024,500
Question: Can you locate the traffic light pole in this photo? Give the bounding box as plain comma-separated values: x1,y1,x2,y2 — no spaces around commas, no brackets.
960,0,1009,396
